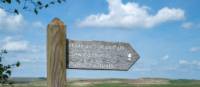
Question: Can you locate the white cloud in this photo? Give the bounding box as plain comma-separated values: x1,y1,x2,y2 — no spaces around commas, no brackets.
0,8,25,31
0,36,29,52
134,68,151,72
0,8,45,31
193,60,200,66
181,22,193,29
162,54,169,60
0,36,45,63
197,23,200,29
179,59,200,66
32,21,45,29
0,36,42,53
134,66,177,72
15,54,44,63
181,22,200,29
179,60,189,65
190,47,200,53
3,40,28,52
79,0,185,28
4,37,42,53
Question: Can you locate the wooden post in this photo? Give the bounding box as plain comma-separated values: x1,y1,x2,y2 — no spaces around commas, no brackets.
47,18,66,87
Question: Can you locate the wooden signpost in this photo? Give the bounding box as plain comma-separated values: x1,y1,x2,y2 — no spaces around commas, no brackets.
47,18,140,87
68,40,139,70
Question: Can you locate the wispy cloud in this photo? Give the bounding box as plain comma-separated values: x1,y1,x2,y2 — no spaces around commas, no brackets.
15,53,45,63
179,60,189,65
0,36,45,63
190,47,200,53
181,22,193,29
0,36,29,52
181,22,200,29
0,36,41,53
134,65,178,72
0,8,45,32
179,59,200,66
162,54,169,60
32,21,45,29
0,8,25,31
79,0,185,28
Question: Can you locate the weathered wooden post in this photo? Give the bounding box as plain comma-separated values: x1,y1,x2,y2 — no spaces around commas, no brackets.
47,18,66,87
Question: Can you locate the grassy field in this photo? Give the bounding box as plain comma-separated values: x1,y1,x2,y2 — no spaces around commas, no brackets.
80,80,200,87
0,78,200,87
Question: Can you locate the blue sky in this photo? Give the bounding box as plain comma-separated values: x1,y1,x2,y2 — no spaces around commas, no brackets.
0,0,200,79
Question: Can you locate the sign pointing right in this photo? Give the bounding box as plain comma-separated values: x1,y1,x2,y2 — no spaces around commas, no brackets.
67,40,140,71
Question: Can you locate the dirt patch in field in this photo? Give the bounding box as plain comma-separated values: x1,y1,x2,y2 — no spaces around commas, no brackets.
126,78,170,85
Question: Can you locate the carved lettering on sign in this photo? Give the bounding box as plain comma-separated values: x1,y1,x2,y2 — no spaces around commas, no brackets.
67,40,139,70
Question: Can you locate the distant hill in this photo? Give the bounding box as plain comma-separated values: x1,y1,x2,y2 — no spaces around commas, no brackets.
9,77,46,83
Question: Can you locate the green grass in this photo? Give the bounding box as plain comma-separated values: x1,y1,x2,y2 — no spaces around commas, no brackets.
87,82,200,87
70,79,200,87
0,79,200,87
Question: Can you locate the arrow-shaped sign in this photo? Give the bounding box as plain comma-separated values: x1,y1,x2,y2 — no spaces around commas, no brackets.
67,40,139,71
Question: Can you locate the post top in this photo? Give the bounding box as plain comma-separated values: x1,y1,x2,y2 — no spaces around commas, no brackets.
49,17,65,26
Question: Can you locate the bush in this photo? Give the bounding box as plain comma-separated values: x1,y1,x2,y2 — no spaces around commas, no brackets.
0,50,20,85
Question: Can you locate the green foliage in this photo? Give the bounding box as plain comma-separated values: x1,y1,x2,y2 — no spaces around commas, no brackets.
0,50,20,85
0,0,66,15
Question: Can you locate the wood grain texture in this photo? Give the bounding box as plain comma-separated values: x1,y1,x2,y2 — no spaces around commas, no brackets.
47,18,66,87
